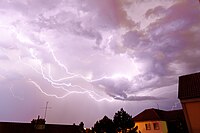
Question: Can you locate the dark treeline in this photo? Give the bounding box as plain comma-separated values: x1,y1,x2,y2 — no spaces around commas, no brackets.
91,108,140,133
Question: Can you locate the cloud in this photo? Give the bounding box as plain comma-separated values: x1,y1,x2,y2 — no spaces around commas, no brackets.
146,1,200,74
122,30,150,52
80,0,138,29
0,54,9,60
0,0,199,101
92,77,131,97
91,76,166,101
145,6,167,19
94,0,200,101
115,95,164,101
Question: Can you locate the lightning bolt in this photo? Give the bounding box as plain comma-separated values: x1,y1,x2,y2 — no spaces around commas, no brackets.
28,79,114,102
46,43,116,82
9,85,24,101
8,25,131,102
171,100,182,110
18,46,114,102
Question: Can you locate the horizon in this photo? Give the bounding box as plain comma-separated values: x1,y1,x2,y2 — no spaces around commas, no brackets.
0,107,183,126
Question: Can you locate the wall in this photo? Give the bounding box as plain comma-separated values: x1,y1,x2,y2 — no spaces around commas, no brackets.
182,100,200,133
135,121,168,133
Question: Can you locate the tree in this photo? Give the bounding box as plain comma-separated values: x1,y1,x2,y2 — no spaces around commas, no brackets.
113,108,138,133
79,122,85,133
93,115,115,133
93,121,100,133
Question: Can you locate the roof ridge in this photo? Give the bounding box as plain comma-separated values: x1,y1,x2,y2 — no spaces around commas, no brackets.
152,109,162,120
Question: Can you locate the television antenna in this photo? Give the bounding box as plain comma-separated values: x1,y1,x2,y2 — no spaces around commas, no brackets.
42,101,52,119
156,103,159,110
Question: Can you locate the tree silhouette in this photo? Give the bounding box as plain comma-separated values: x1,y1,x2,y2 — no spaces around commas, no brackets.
93,108,139,133
79,122,85,133
113,108,138,133
93,115,115,133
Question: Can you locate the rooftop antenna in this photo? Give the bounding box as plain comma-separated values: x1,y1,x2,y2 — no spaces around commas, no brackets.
43,101,51,120
157,103,159,110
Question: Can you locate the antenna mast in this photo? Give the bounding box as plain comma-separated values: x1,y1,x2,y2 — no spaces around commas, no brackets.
44,101,51,119
157,103,159,110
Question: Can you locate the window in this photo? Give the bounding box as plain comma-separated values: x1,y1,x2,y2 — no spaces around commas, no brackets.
153,123,159,130
145,123,151,130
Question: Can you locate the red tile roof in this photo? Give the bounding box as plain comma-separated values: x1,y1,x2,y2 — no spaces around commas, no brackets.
178,72,200,100
133,108,184,122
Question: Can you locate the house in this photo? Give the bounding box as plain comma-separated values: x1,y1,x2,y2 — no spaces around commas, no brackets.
133,108,188,133
178,72,200,133
0,116,82,133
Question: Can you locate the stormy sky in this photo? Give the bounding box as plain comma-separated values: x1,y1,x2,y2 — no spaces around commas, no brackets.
0,0,200,127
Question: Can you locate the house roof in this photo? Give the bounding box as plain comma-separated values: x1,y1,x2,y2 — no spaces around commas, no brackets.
45,124,81,133
0,122,82,133
133,108,185,122
178,72,200,100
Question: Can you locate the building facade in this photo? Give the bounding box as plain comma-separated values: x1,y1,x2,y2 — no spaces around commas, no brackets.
178,72,200,133
134,120,168,133
133,108,188,133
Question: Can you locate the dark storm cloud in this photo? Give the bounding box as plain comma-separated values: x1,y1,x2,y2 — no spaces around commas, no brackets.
122,30,149,49
100,0,200,99
92,78,131,99
70,23,102,45
80,0,138,29
92,76,166,101
1,0,199,100
115,95,164,101
147,1,200,74
145,6,167,19
32,11,103,46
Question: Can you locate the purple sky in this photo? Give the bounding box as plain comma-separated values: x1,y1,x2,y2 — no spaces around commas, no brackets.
0,0,200,127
